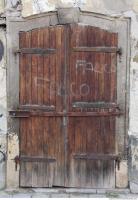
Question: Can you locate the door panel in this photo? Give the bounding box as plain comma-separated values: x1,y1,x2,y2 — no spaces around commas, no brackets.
18,24,120,188
65,25,118,188
19,26,66,187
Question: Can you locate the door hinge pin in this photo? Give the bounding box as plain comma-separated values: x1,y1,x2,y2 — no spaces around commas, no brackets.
116,156,121,170
12,156,20,171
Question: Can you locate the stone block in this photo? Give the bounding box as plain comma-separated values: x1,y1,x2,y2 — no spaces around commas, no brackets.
33,188,60,193
69,193,89,198
0,192,11,198
12,193,33,198
66,188,96,194
130,182,138,193
57,7,80,24
31,193,50,198
130,136,138,193
6,134,19,188
116,160,128,188
51,193,69,198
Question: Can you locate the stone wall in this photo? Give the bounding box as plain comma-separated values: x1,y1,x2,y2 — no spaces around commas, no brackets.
0,0,138,192
0,25,6,189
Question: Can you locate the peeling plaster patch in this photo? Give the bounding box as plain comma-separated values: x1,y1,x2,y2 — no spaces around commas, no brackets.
130,136,138,192
6,0,22,10
21,0,33,17
6,0,22,17
60,0,86,7
132,0,138,13
124,11,138,38
81,0,108,14
0,29,7,137
103,0,132,13
0,135,6,154
0,135,6,189
0,0,5,14
133,55,138,63
22,0,56,16
32,0,55,13
80,0,131,14
129,65,138,134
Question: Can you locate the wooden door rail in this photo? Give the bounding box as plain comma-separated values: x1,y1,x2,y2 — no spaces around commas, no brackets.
14,48,56,55
72,47,122,54
9,110,123,118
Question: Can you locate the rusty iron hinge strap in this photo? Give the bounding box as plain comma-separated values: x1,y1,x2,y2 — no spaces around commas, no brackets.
14,48,56,55
72,47,121,54
20,156,56,162
19,105,55,111
12,155,56,171
74,153,120,160
72,102,120,109
74,153,122,170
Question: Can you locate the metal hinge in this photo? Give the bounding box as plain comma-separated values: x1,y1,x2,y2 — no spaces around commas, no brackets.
117,48,122,62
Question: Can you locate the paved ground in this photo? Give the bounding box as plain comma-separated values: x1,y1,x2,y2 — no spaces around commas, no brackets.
0,188,138,198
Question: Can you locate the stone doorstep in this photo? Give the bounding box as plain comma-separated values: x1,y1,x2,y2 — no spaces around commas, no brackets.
97,188,130,194
5,188,131,195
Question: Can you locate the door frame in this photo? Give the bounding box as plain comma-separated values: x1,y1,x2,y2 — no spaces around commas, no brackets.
7,8,130,188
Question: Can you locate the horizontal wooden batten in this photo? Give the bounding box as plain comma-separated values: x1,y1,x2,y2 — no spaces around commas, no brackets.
72,46,122,54
74,154,119,161
20,156,56,162
14,48,56,55
72,102,119,109
9,110,123,118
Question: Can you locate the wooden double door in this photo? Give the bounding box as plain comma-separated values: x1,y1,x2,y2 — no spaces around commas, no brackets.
17,24,122,188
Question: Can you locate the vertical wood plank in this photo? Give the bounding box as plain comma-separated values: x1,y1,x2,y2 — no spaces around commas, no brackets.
49,27,56,107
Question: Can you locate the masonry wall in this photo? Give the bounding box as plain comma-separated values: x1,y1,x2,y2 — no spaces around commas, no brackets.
1,0,138,192
0,29,6,190
0,0,6,186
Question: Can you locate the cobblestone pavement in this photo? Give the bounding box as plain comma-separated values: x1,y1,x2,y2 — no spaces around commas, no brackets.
0,188,138,198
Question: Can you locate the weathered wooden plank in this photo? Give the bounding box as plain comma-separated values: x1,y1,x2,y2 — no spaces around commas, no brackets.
49,27,56,107
9,110,123,117
31,29,38,105
43,27,50,105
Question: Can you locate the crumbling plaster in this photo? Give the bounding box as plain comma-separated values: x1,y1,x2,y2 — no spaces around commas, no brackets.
0,0,138,192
